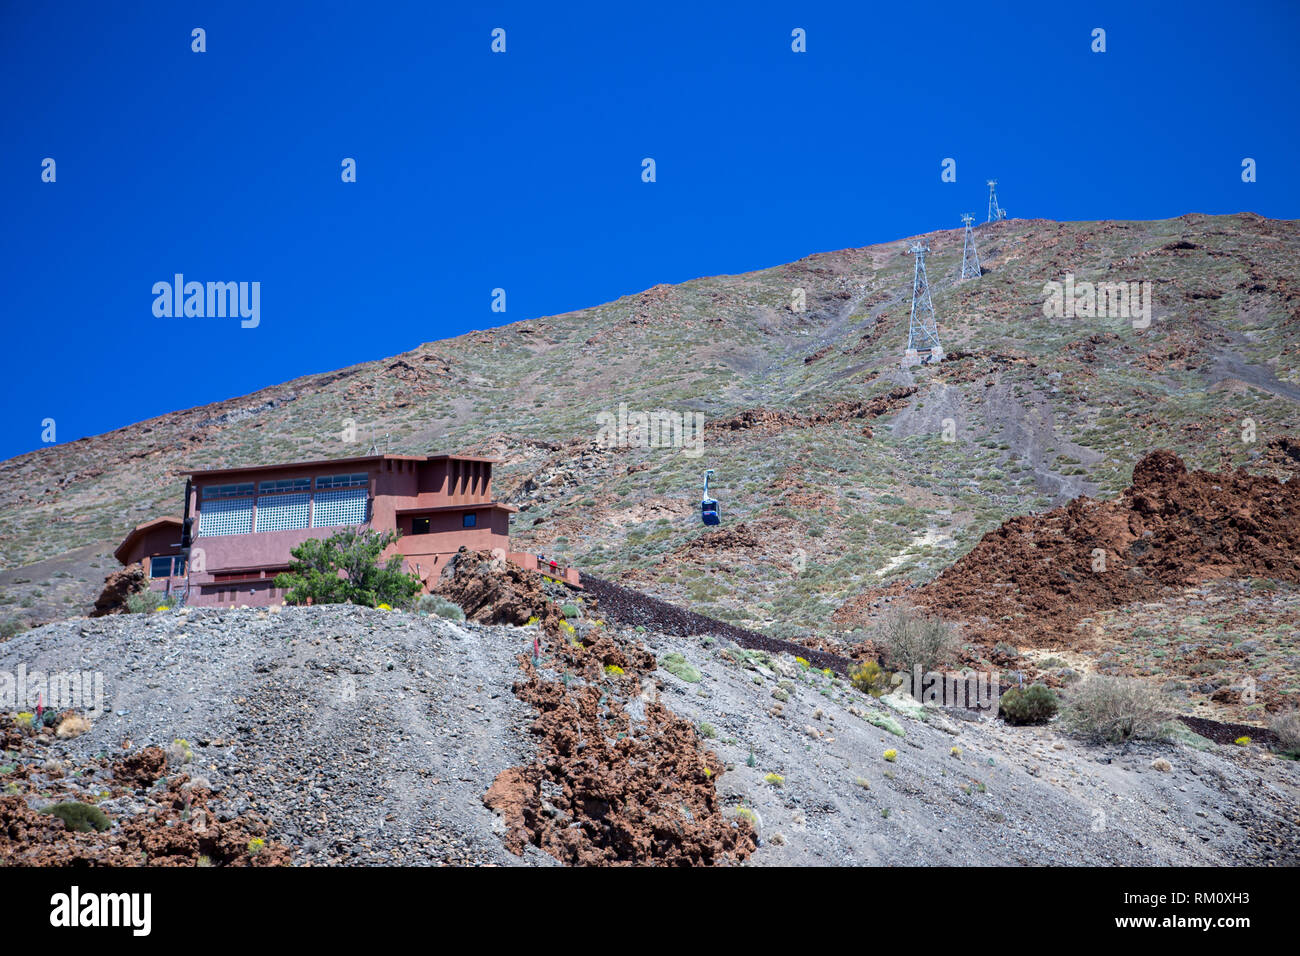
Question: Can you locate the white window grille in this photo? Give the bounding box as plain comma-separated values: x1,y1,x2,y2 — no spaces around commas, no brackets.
312,487,367,527
200,497,253,536
255,492,310,532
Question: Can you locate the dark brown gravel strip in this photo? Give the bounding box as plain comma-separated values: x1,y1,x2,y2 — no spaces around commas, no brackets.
582,575,855,675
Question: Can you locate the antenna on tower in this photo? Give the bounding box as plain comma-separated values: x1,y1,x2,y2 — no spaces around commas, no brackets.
986,180,1006,223
903,241,943,367
960,214,982,280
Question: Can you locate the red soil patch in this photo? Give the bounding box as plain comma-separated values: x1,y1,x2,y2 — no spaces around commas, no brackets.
478,574,756,865
0,721,290,866
113,745,168,789
485,658,755,865
708,386,917,438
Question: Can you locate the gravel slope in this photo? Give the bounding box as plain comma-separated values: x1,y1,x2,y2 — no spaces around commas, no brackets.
0,605,552,866
4,605,1296,866
636,629,1300,866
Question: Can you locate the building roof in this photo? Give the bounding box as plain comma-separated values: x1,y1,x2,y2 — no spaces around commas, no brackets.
113,516,183,564
185,453,500,479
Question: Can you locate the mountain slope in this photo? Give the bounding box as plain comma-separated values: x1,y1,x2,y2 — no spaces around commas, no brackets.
2,213,1299,642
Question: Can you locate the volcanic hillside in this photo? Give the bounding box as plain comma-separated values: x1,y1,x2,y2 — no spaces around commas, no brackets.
3,214,1300,645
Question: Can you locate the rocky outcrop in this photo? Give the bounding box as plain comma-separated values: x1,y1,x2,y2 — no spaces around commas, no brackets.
90,563,149,617
434,548,564,632
886,451,1300,647
708,386,918,436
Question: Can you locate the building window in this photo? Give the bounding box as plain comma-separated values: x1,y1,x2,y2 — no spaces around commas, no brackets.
202,482,255,499
149,555,184,578
255,492,310,532
412,517,430,535
258,478,311,494
200,497,254,536
462,512,477,528
316,473,368,490
312,487,367,527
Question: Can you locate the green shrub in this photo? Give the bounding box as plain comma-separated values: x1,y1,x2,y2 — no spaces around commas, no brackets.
42,801,111,833
1061,675,1174,744
0,617,27,640
125,590,160,615
997,684,1060,725
660,652,701,683
561,603,581,620
698,722,717,739
417,594,466,621
274,529,423,609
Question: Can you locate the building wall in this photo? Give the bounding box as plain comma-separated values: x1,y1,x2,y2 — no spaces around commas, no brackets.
393,506,511,584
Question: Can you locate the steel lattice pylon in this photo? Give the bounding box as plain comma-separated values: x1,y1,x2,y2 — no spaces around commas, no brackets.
986,180,1005,223
960,213,982,279
905,241,942,360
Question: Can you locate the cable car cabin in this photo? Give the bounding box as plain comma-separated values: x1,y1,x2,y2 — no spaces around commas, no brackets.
699,468,721,525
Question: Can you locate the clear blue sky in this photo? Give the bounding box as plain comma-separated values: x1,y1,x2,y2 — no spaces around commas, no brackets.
2,0,1297,461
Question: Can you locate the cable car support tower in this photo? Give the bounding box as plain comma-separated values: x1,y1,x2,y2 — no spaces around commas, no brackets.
960,213,982,279
986,180,1006,223
904,241,943,366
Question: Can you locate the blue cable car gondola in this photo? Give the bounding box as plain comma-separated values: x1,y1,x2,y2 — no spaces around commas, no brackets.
701,469,720,525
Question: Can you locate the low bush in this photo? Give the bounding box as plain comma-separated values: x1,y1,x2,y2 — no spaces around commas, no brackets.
997,684,1060,725
0,617,27,640
125,590,159,615
42,801,111,833
660,652,701,683
874,607,957,673
848,660,889,697
1269,710,1300,758
1060,675,1174,744
417,594,466,621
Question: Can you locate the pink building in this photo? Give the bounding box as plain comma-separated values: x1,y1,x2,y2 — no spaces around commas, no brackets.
114,453,578,607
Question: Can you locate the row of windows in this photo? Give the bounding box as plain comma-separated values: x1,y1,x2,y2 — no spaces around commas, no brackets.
201,474,367,500
259,478,311,494
199,487,368,536
203,482,255,499
315,473,368,489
